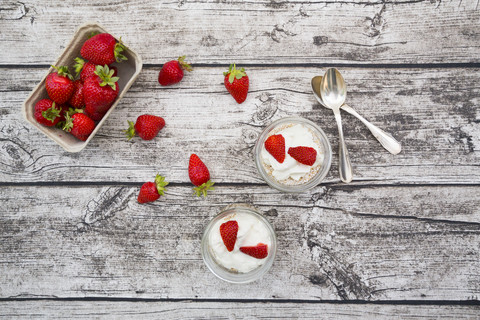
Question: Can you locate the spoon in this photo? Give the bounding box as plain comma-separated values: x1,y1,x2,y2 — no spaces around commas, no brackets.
320,68,353,183
312,76,402,155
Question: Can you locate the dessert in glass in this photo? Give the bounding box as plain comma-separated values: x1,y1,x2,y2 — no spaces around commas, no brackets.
254,117,332,192
201,204,277,283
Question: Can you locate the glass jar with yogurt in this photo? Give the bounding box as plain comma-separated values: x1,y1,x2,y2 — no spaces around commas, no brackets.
254,117,332,192
201,204,277,283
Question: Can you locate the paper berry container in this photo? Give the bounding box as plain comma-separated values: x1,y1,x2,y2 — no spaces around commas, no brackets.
22,22,143,152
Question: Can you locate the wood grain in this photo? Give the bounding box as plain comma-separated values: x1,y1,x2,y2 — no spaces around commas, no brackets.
1,300,480,319
0,0,479,65
1,67,478,184
1,185,479,300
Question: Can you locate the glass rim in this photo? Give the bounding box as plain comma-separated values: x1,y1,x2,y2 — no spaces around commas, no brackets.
254,116,332,193
201,206,277,284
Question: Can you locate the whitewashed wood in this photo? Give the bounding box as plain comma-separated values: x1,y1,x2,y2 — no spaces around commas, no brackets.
0,67,478,184
1,300,480,319
0,1,479,65
1,185,479,300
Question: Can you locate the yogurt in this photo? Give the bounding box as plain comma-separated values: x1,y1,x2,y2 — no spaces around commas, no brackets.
261,124,324,181
208,211,272,273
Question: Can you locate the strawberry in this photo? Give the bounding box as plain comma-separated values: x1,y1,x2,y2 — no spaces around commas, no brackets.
264,134,285,163
84,106,106,121
219,220,238,252
63,111,95,141
74,57,97,82
223,64,249,104
45,66,74,104
188,154,215,197
239,243,268,259
137,174,169,204
158,56,192,86
34,99,61,126
288,146,317,166
68,80,85,109
58,104,71,122
124,115,165,141
83,65,119,114
80,33,127,66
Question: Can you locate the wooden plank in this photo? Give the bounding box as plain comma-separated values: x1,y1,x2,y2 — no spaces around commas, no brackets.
0,1,479,65
0,67,478,184
1,300,480,319
1,185,479,300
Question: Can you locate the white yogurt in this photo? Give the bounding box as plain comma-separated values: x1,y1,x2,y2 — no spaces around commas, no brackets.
261,124,323,181
208,211,271,273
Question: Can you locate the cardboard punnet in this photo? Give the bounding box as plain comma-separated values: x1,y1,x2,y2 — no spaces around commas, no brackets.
22,22,143,152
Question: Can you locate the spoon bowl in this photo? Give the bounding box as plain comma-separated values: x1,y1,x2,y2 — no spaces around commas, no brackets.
320,68,347,110
312,75,402,155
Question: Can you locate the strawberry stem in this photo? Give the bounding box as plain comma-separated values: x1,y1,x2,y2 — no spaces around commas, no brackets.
123,120,136,140
41,102,61,123
94,65,119,90
154,174,169,196
193,180,215,197
178,56,192,72
73,57,85,77
114,38,127,63
62,112,74,132
52,65,74,80
223,64,246,84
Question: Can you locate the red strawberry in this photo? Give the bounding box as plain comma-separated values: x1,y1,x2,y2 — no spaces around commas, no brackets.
83,65,119,114
223,64,249,104
34,99,61,126
84,106,106,121
188,154,215,197
264,134,285,163
158,56,192,86
63,112,95,141
288,146,317,166
124,115,165,141
45,66,74,104
219,220,238,252
80,33,127,65
137,174,169,204
74,57,97,82
68,80,85,109
239,243,269,259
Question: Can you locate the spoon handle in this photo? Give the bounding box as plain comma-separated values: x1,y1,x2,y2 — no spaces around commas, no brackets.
333,110,353,183
341,103,402,155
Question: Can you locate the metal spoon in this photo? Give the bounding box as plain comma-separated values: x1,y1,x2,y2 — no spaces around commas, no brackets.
320,68,353,183
312,76,402,155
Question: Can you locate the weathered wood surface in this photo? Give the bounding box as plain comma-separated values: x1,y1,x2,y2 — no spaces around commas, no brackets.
1,0,480,316
0,0,479,65
1,300,480,319
1,185,479,300
1,67,479,184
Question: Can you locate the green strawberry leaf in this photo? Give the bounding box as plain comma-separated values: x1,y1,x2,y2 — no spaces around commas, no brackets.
154,174,169,196
123,120,136,141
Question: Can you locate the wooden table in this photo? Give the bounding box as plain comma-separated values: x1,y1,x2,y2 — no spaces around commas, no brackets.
1,0,479,318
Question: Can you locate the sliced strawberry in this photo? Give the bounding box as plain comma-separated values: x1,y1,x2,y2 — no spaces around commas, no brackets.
264,134,285,163
219,220,238,252
288,146,317,166
239,243,268,259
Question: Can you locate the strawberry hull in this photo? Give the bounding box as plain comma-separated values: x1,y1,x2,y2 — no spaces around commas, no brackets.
83,76,119,114
22,22,143,152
